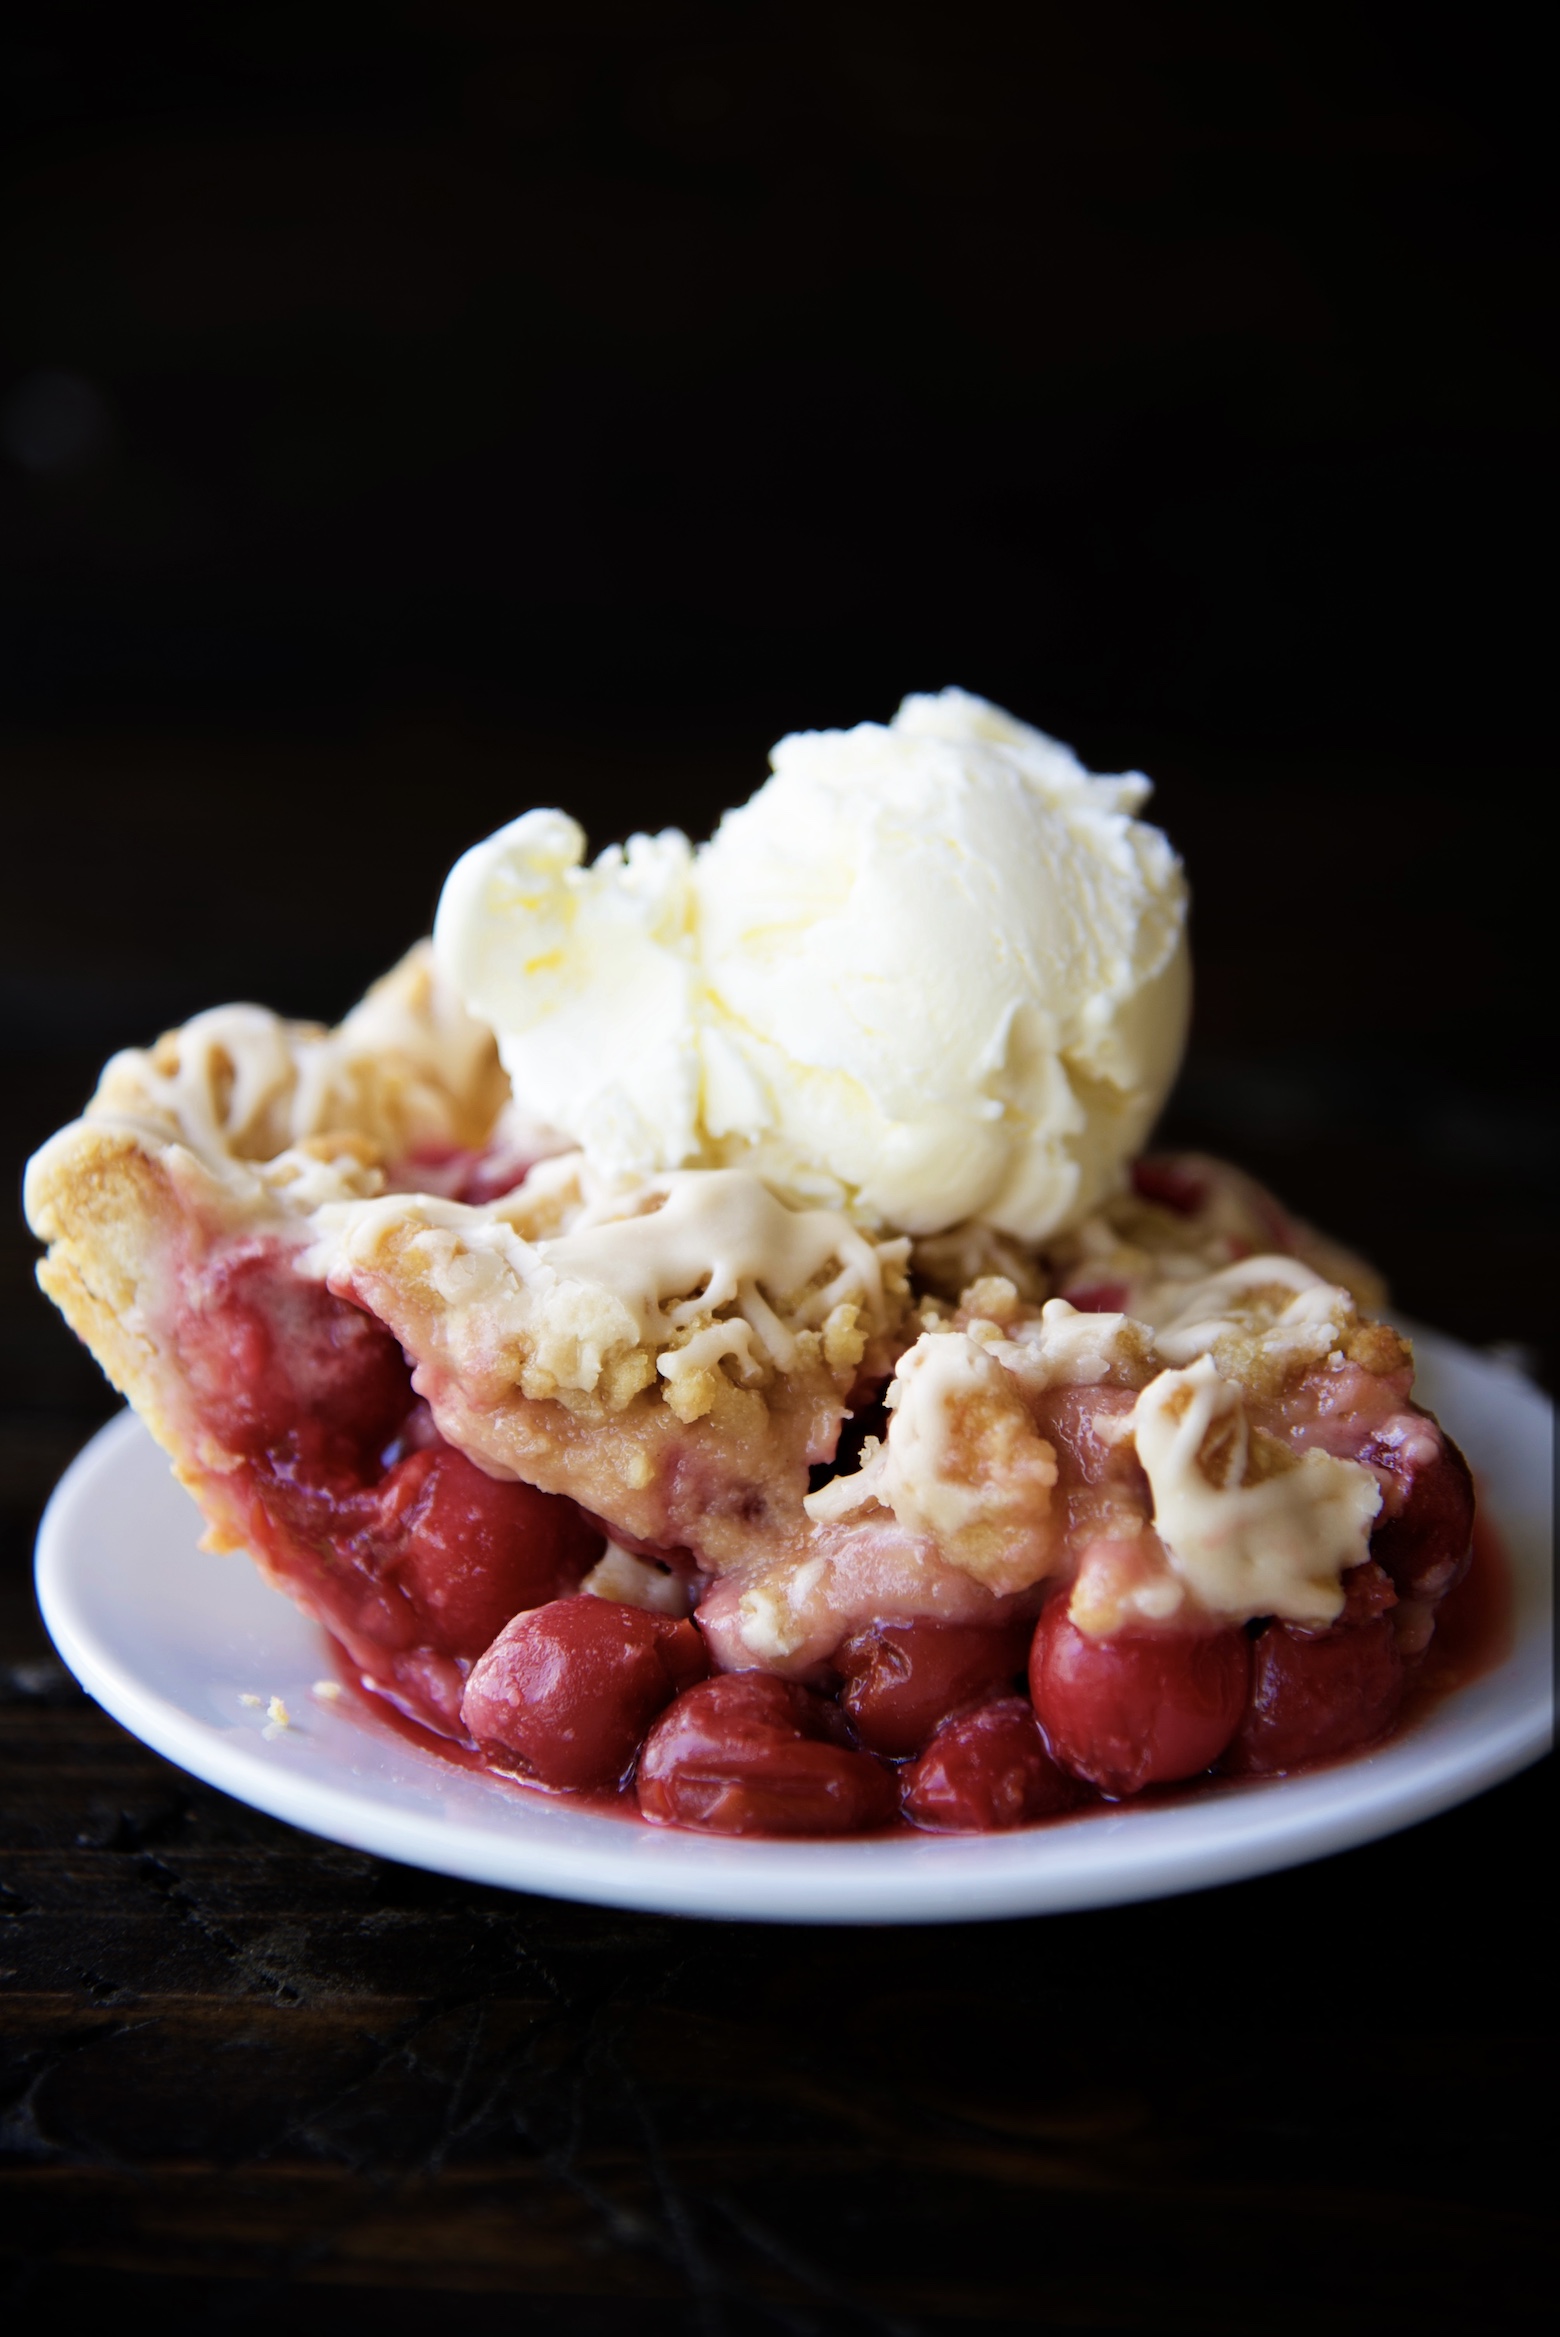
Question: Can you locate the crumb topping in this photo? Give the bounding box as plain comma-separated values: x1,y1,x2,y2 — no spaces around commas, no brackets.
332,1164,911,1425
1121,1353,1381,1628
40,944,507,1221
805,1330,1060,1593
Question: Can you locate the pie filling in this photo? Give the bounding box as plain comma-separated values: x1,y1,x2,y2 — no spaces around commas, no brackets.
146,1145,1476,1838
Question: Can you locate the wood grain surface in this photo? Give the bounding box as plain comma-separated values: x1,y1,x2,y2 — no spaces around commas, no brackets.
1,1621,1551,2333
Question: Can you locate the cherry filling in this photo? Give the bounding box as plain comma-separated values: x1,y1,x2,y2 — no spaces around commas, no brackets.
638,1674,897,1837
172,1235,1485,1833
1364,1428,1476,1604
463,1598,707,1789
1130,1157,1209,1215
1223,1564,1404,1777
173,1242,602,1735
177,1245,412,1478
1029,1599,1253,1797
902,1699,1081,1832
836,1617,1035,1758
386,1139,542,1206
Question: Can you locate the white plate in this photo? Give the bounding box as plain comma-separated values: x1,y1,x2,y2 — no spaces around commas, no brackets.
35,1325,1552,1925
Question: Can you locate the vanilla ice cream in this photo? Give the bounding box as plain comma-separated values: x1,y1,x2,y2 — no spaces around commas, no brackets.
433,689,1190,1240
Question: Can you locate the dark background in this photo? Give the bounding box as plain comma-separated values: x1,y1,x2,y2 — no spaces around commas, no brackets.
2,6,1553,2330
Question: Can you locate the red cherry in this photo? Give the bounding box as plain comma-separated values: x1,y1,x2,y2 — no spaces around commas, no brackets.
637,1673,896,1837
1366,1417,1475,1604
178,1248,410,1471
1223,1564,1404,1775
1029,1598,1249,1796
902,1697,1083,1832
373,1445,602,1661
462,1597,708,1791
836,1617,1032,1758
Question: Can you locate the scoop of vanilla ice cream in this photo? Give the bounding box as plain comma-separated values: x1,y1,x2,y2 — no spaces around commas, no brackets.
433,689,1190,1240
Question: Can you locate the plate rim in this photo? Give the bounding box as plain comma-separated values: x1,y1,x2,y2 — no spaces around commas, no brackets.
34,1330,1554,1925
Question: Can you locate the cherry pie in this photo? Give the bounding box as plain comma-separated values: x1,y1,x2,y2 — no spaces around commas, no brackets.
26,945,1477,1835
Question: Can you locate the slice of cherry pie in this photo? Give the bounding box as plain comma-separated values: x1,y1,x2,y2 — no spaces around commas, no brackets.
26,942,1476,1836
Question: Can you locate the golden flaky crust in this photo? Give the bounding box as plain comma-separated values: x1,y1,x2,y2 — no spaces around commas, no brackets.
31,1127,190,1461
73,942,509,1172
27,1130,284,1566
24,946,508,1495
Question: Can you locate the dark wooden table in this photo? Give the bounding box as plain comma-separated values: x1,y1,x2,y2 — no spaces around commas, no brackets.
3,724,1553,2333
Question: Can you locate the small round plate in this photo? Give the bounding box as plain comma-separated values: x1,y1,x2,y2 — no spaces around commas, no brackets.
35,1326,1552,1925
